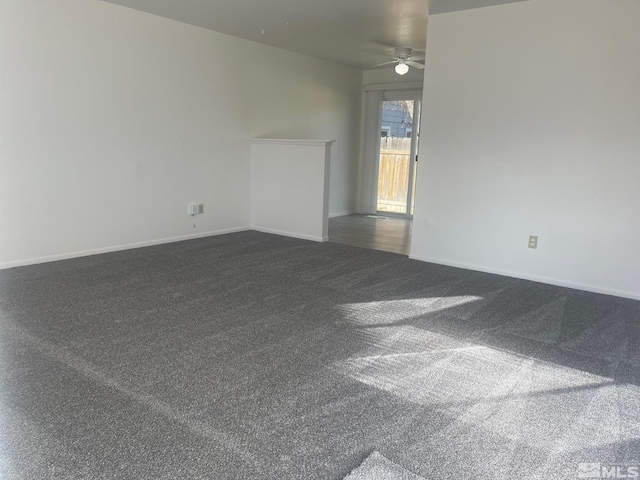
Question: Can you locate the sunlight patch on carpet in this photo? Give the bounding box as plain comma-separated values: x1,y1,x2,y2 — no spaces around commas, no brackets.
337,295,484,326
331,325,640,452
343,451,425,480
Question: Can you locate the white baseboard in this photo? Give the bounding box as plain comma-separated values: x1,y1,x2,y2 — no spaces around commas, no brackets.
0,227,250,270
251,226,327,243
329,210,357,218
6,228,637,301
408,254,640,301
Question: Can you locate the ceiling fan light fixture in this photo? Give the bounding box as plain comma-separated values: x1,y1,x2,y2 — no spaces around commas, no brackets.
395,59,409,75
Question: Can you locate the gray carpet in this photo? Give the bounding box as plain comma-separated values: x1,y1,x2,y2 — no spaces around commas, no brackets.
0,231,639,479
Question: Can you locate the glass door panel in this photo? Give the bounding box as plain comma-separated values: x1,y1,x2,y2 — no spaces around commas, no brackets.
376,99,421,216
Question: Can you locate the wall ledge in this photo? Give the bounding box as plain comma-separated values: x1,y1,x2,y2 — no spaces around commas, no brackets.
249,138,335,147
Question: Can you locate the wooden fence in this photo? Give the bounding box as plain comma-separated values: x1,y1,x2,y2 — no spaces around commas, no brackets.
377,137,411,213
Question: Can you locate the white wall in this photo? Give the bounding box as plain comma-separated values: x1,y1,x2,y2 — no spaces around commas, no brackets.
412,0,640,300
245,46,361,218
0,0,362,267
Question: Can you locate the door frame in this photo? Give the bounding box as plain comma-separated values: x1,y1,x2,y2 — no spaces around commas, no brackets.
376,94,423,218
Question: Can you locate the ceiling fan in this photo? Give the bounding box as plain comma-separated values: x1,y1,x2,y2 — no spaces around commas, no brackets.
372,48,425,75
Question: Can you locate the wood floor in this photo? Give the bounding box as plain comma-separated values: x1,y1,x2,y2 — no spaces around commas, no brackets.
328,214,412,255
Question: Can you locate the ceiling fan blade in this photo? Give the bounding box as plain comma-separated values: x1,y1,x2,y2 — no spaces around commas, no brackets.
406,60,425,70
370,60,398,68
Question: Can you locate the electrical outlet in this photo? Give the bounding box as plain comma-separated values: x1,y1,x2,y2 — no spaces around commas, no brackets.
528,235,538,249
188,203,198,216
198,203,204,214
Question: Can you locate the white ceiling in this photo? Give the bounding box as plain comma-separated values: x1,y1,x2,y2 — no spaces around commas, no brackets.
100,0,529,69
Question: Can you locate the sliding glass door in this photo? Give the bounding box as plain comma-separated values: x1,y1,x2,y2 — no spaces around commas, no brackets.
376,97,422,217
